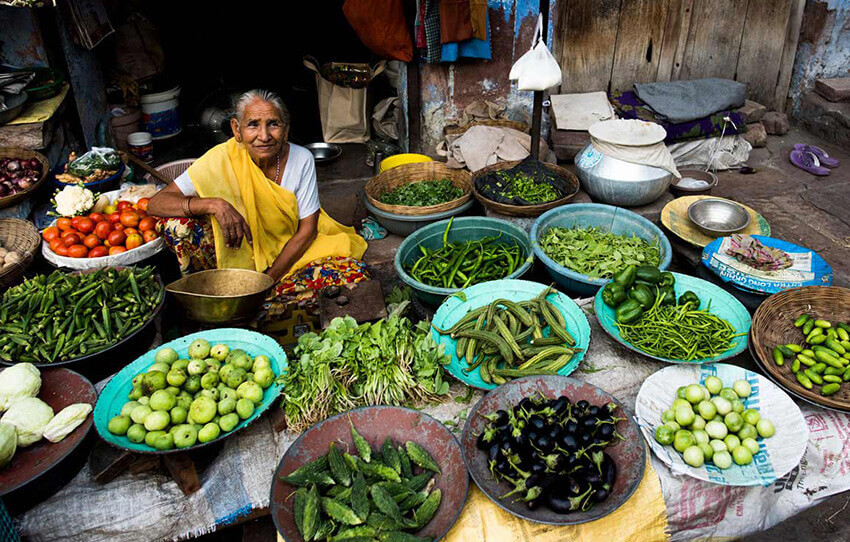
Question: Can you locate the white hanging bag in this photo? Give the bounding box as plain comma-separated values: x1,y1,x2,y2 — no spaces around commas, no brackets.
510,14,562,91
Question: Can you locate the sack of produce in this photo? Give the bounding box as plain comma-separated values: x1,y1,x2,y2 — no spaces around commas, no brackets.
1,396,54,447
0,362,42,412
475,157,568,206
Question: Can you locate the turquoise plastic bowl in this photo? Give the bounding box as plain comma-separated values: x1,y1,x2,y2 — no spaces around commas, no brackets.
594,272,751,364
395,217,534,306
431,279,591,390
530,203,672,297
93,328,287,454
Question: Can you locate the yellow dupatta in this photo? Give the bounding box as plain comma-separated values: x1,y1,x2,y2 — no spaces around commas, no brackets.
186,139,367,275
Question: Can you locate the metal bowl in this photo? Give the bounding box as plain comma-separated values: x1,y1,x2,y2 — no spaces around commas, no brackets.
575,143,672,207
165,269,274,324
0,91,28,125
687,198,751,237
303,142,342,164
670,169,718,197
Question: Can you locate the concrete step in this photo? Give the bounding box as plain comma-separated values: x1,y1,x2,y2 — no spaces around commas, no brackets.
797,91,850,148
815,77,850,103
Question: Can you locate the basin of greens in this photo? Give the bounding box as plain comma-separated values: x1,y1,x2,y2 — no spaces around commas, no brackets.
379,179,463,207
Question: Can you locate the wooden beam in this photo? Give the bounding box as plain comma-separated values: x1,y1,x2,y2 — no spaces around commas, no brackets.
735,0,793,106
610,0,672,91
679,0,750,81
774,0,807,111
655,0,694,81
554,0,623,93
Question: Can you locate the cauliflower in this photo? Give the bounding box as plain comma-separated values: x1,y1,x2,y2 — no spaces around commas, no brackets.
0,363,41,412
54,184,96,217
43,403,92,443
2,397,53,447
0,423,16,467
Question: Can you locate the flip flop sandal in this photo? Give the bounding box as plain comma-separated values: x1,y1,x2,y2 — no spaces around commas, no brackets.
790,149,831,176
793,144,839,168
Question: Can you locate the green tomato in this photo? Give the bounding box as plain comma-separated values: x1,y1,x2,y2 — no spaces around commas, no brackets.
127,423,147,444
253,367,275,389
225,368,247,389
704,376,723,395
150,389,177,412
670,398,691,411
176,396,192,411
108,415,131,435
690,415,706,431
184,375,202,394
737,423,758,441
700,386,712,401
210,343,230,361
705,420,728,440
683,445,704,468
173,424,198,449
198,423,221,443
712,450,732,469
219,412,239,432
204,358,221,373
232,354,253,371
724,412,744,433
236,398,255,420
661,409,677,423
166,368,187,387
155,433,175,451
218,397,236,415
733,379,752,398
187,358,207,376
697,400,717,420
731,399,745,414
220,387,237,402
757,418,776,438
145,430,166,448
719,388,739,403
200,388,219,401
173,359,190,373
120,401,141,418
685,384,705,405
155,347,179,365
170,406,188,425
144,410,170,431
711,396,732,416
675,405,696,427
673,430,696,453
699,442,714,462
188,339,211,359
148,362,171,374
142,371,167,394
742,409,761,426
128,386,143,401
252,355,271,372
130,404,152,425
219,363,236,382
663,421,681,432
201,371,220,390
723,434,741,452
655,425,675,445
190,396,217,424
742,437,760,456
137,396,150,406
692,429,709,445
709,439,727,453
733,445,753,465
225,348,247,364
165,386,180,396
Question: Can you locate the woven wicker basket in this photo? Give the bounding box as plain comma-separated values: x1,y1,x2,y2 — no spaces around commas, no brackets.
365,162,473,216
751,286,850,411
0,218,40,290
0,149,50,210
471,160,580,217
444,119,530,137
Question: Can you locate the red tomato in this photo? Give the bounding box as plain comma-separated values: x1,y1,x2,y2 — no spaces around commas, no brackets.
53,244,69,257
108,246,127,255
142,230,158,243
116,201,133,211
138,217,157,232
42,226,61,242
112,223,125,231
122,228,138,237
136,198,149,212
88,246,109,258
56,217,73,231
48,239,64,253
120,211,140,228
135,209,148,218
94,221,113,240
75,217,95,234
70,216,83,230
82,234,101,249
108,212,122,224
125,234,144,250
107,230,126,247
88,213,105,223
62,233,82,247
67,244,88,258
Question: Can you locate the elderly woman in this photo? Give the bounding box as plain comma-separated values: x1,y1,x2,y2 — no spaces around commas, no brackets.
149,90,367,287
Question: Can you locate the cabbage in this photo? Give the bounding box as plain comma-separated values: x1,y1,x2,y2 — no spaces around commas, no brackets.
0,423,16,468
0,363,41,412
1,397,53,447
43,403,92,443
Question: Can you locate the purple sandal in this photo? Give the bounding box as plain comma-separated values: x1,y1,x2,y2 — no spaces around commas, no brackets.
793,144,839,168
790,149,831,176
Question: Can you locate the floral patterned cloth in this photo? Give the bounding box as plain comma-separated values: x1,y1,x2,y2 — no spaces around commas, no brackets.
157,217,217,275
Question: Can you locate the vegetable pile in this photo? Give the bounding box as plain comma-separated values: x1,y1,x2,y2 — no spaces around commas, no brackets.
771,316,850,396
434,286,581,385
280,303,450,433
0,156,41,198
725,234,793,271
107,340,277,450
0,267,163,363
405,218,524,289
601,266,742,360
488,171,562,204
476,394,621,514
0,241,24,271
653,377,775,469
282,421,442,542
55,147,121,185
379,179,463,207
0,363,92,468
539,226,661,279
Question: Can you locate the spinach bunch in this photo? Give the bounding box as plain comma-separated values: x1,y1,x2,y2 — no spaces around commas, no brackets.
539,226,661,279
378,179,462,207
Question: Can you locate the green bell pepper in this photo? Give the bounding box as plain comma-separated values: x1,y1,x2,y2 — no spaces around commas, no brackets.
659,272,675,288
678,290,700,308
629,283,655,309
612,265,637,290
602,282,627,308
657,285,677,306
635,266,662,284
615,299,644,324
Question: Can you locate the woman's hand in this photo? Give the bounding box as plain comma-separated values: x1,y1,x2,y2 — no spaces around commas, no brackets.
211,199,253,248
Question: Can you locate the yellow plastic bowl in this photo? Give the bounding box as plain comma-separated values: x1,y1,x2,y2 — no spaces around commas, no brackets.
379,153,433,172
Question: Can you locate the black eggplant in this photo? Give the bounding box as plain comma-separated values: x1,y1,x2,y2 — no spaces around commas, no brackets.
591,488,609,503
528,415,545,430
564,420,579,434
559,433,578,452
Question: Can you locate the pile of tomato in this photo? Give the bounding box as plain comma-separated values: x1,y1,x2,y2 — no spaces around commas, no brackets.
42,198,159,258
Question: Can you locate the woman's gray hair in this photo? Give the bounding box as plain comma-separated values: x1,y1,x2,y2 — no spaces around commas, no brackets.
234,89,290,126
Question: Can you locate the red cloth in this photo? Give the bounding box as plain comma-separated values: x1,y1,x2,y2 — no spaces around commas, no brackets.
439,0,473,44
343,0,413,62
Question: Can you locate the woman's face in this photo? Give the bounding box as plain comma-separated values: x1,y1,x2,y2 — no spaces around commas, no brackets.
231,99,288,163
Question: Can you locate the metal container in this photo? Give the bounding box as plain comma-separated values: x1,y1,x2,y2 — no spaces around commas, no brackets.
687,198,750,237
303,142,341,164
575,143,672,207
165,269,274,324
670,168,718,197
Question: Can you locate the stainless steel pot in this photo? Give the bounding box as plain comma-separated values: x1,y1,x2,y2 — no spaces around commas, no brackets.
575,143,672,207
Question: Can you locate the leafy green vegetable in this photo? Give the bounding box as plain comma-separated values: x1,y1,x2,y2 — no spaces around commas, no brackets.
539,226,661,279
379,179,463,207
279,302,450,433
492,171,562,204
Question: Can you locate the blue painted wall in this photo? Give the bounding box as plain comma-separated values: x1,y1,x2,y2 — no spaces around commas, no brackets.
788,0,850,115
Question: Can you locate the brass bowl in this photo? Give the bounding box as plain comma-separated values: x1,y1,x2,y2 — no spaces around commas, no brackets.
165,269,274,324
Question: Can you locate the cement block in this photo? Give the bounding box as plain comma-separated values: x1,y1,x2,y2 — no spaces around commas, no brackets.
815,77,850,102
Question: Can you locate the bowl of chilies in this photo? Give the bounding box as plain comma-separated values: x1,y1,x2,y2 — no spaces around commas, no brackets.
394,217,533,306
594,269,751,364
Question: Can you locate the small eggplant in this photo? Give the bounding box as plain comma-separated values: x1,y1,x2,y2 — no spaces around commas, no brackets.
575,400,590,411
579,432,592,445
564,420,579,434
598,423,615,439
530,461,547,474
546,487,592,514
601,455,617,487
588,405,600,417
488,443,502,463
581,417,597,432
528,415,545,430
526,498,541,510
585,472,602,487
526,429,540,445
519,397,535,413
534,434,555,453
495,459,513,477
591,488,610,503
559,433,578,452
547,426,561,441
486,410,509,428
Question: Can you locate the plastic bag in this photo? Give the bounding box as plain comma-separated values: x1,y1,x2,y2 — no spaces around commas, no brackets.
68,147,121,177
509,15,561,91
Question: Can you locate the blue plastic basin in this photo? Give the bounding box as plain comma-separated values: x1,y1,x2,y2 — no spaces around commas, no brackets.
530,203,672,296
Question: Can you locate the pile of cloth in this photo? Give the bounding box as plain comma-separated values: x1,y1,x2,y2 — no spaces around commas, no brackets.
415,0,491,63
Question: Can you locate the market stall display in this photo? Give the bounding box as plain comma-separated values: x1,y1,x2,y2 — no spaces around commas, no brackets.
0,149,49,210
94,329,285,454
0,218,40,289
366,162,472,216
461,375,644,524
51,148,125,190
531,203,671,296
701,235,833,295
272,406,467,542
471,158,579,217
751,286,850,412
395,217,532,306
595,271,751,364
635,364,808,486
432,280,590,390
661,195,770,248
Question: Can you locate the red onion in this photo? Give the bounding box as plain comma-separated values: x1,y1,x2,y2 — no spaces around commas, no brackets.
5,160,20,173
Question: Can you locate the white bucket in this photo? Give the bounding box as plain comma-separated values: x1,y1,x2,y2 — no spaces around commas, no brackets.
141,86,181,140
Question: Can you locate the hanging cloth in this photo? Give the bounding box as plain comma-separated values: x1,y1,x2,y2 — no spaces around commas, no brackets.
424,0,442,63
439,0,473,43
187,139,367,274
441,11,490,62
469,0,487,41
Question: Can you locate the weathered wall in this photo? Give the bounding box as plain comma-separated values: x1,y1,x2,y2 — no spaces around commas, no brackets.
788,0,850,115
418,0,553,154
0,7,49,67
